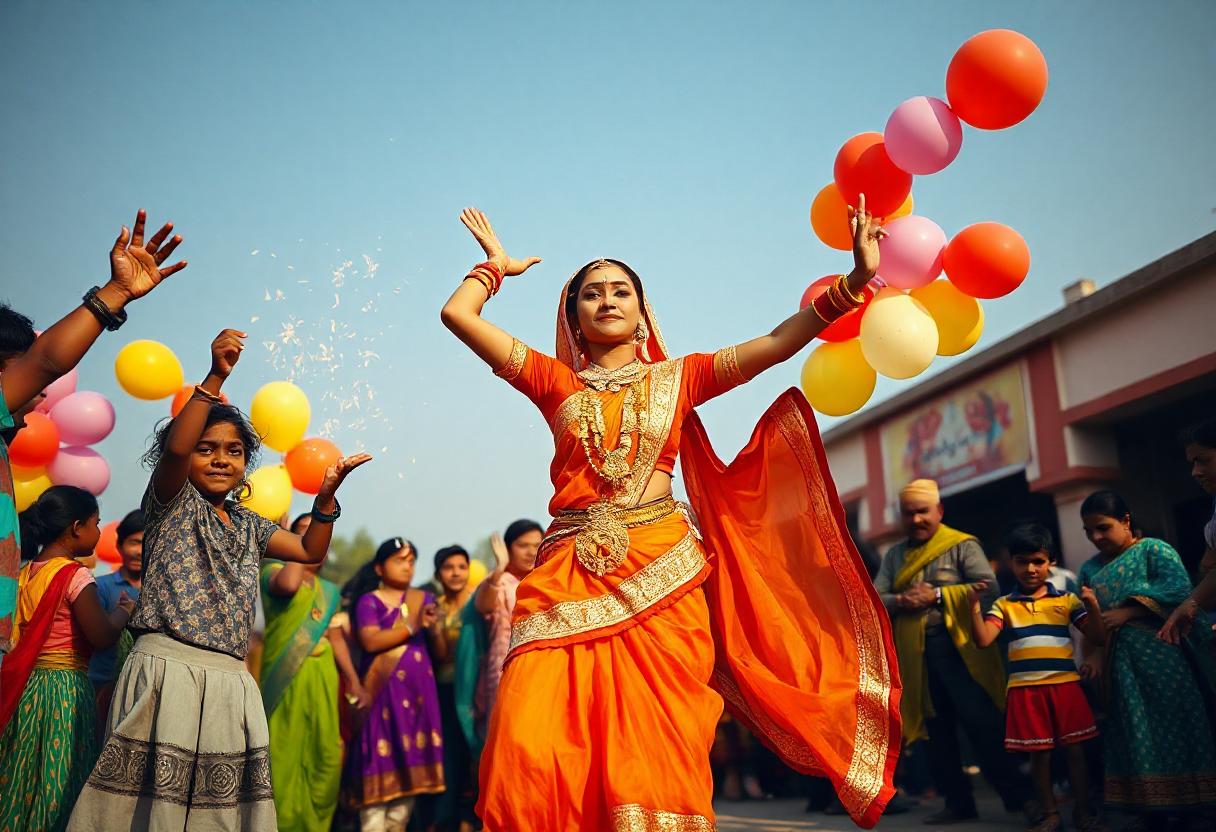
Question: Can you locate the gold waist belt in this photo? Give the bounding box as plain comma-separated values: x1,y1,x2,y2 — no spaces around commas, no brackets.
34,650,88,672
547,497,681,577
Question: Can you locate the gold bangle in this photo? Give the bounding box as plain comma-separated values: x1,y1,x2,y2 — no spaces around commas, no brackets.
836,274,866,305
464,272,495,297
192,385,223,404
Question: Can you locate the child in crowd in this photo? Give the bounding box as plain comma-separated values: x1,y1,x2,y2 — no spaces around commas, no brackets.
968,524,1107,832
1,209,187,656
0,486,133,832
68,328,371,831
88,508,144,726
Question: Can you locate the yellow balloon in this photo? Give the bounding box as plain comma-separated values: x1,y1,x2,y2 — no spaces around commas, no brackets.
886,193,915,221
239,465,294,520
467,559,488,589
250,381,311,453
115,340,185,400
859,287,939,379
910,280,985,356
13,465,53,512
800,340,877,417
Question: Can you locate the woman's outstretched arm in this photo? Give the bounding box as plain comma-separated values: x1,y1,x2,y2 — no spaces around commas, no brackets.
733,194,886,381
440,208,542,369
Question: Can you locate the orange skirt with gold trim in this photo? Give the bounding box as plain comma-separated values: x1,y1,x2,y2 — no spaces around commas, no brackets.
477,582,721,831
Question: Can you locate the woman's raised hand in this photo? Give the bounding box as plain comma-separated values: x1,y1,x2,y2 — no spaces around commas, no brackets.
847,193,887,280
460,208,542,277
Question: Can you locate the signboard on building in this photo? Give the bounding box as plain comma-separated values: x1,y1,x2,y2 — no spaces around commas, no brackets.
881,363,1031,502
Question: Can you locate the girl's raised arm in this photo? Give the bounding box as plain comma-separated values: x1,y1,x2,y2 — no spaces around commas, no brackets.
151,329,244,503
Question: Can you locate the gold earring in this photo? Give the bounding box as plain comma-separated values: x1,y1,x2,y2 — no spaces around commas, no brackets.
634,321,649,344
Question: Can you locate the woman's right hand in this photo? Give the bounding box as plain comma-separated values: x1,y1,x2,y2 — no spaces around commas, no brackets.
460,208,542,277
210,329,246,379
1079,655,1102,680
116,591,136,616
490,532,509,575
1158,597,1199,644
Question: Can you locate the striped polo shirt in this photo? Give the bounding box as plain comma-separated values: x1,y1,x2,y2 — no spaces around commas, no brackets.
985,584,1087,688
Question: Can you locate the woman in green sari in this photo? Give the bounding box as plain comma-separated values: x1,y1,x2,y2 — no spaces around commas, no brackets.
1079,490,1216,826
260,515,371,831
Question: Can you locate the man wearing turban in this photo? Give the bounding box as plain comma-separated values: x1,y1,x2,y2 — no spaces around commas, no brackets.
873,479,1031,825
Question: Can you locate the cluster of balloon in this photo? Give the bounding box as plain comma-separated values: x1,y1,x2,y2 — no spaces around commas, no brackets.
802,29,1047,417
11,343,119,511
243,381,334,521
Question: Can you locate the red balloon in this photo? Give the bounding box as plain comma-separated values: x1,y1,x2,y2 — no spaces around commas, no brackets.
9,412,60,468
944,223,1031,299
833,132,914,218
96,521,121,564
800,276,876,342
284,437,342,495
946,29,1048,130
170,385,229,417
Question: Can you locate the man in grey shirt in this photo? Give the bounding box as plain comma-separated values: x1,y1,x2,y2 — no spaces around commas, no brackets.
874,479,1030,825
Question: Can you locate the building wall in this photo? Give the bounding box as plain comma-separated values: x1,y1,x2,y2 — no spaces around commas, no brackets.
1053,265,1216,411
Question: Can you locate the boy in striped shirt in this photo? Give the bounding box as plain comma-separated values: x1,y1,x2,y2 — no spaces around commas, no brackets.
969,524,1107,832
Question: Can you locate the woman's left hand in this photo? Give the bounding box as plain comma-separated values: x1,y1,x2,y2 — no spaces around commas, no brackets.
1101,606,1135,630
848,193,887,280
316,453,373,500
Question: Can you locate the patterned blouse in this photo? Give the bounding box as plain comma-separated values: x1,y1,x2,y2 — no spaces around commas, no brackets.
129,480,278,658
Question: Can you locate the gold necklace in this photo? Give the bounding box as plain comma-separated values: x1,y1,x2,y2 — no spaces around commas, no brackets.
578,360,648,393
575,368,649,492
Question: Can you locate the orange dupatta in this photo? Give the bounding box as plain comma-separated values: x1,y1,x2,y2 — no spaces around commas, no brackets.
681,392,902,828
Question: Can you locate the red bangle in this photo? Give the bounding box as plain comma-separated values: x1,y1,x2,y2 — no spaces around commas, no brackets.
812,292,846,323
465,272,495,297
474,260,504,284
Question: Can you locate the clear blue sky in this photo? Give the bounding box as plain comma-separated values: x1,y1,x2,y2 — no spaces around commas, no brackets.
2,2,1214,580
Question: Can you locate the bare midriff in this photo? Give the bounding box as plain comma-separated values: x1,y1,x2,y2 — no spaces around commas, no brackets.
640,471,674,505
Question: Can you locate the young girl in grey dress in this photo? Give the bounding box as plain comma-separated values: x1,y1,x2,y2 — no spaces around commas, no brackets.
69,329,371,831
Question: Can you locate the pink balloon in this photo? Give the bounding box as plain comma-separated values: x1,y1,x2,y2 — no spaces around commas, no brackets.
48,446,111,495
49,391,116,446
35,367,79,414
884,96,964,175
878,215,948,290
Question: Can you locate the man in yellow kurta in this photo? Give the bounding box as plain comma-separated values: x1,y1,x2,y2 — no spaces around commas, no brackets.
874,479,1031,825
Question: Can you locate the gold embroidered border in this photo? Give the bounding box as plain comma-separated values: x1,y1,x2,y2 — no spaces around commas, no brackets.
610,803,716,831
1129,594,1166,619
494,339,528,381
770,396,893,819
508,532,706,654
713,345,748,389
621,358,683,507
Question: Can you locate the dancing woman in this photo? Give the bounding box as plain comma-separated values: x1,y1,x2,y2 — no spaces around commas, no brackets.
441,197,902,830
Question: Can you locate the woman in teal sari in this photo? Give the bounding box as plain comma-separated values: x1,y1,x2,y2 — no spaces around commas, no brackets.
1079,491,1216,825
261,514,370,831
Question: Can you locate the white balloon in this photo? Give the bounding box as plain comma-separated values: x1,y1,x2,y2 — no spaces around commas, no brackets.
859,288,940,379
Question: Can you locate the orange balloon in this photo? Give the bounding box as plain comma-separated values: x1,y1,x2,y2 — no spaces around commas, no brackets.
96,520,121,564
833,132,913,218
943,223,1031,299
887,193,914,221
9,412,60,468
809,184,852,251
947,29,1048,130
170,385,229,417
799,276,875,342
284,437,342,495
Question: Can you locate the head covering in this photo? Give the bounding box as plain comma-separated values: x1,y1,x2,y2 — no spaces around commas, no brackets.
899,478,941,505
556,259,669,371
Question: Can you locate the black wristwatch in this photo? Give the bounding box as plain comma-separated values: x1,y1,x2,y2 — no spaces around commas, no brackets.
82,286,128,331
311,498,342,523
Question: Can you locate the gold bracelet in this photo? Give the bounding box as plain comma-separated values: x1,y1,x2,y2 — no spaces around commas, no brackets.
192,384,223,404
836,274,866,305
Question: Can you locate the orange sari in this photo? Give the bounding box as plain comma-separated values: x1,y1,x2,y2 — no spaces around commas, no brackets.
476,265,900,830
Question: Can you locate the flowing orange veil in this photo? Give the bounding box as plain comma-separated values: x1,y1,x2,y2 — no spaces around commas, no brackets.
555,261,902,827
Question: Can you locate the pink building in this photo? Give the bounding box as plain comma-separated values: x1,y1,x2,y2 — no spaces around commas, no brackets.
823,231,1216,573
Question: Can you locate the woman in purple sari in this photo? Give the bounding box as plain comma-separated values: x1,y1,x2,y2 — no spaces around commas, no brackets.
353,537,445,831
